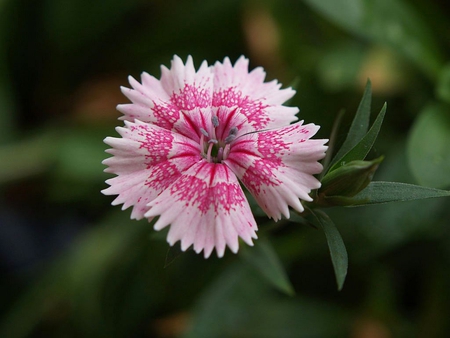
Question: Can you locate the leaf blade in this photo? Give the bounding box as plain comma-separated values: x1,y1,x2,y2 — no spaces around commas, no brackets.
329,103,386,172
348,181,450,205
241,237,295,296
311,209,348,291
330,79,372,168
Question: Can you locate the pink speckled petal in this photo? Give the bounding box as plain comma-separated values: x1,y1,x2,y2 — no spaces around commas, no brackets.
102,120,200,219
212,56,299,131
224,122,328,221
145,161,258,258
117,55,213,130
104,55,329,258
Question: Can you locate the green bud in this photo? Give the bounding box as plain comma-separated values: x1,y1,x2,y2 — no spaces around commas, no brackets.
318,156,384,204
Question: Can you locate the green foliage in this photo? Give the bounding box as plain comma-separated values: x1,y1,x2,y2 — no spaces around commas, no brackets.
330,79,372,165
241,237,295,296
302,0,444,79
436,63,450,103
319,156,383,201
0,131,57,183
184,261,351,338
311,209,348,291
351,181,450,205
0,211,159,338
329,102,386,172
314,78,450,289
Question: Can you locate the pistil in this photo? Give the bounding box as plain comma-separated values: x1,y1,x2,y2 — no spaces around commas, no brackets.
206,141,216,162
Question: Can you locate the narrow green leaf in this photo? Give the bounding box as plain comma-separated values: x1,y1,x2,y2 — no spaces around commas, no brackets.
407,103,450,189
320,109,345,179
329,103,386,172
330,80,371,168
311,209,348,291
347,181,450,206
241,237,295,296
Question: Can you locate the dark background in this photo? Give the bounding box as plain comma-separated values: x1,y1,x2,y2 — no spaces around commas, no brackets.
1,0,450,337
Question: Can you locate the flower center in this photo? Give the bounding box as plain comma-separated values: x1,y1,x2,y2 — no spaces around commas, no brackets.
200,116,238,163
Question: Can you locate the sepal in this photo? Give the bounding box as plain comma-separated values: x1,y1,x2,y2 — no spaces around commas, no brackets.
317,156,383,206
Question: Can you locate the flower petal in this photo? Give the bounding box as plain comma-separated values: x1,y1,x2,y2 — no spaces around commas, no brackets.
224,122,328,221
102,120,200,219
117,55,213,131
212,56,299,131
145,161,258,258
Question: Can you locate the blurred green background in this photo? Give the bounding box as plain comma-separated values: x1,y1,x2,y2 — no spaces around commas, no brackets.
1,0,450,337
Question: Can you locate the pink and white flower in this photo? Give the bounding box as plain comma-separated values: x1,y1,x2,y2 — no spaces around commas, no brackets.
102,55,327,258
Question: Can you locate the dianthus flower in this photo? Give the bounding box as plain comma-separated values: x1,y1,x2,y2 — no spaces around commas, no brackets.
103,55,327,258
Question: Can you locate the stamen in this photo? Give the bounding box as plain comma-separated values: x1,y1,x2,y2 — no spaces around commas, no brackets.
223,144,231,160
199,119,237,162
211,115,219,127
200,134,205,156
224,126,238,144
224,135,235,144
228,126,238,136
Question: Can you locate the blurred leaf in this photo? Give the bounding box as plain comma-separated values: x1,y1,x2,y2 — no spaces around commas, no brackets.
311,209,348,290
333,181,450,206
302,0,443,79
0,131,57,184
407,103,450,189
56,129,107,181
330,79,371,168
329,103,386,173
0,212,160,338
185,261,351,338
183,262,258,338
317,43,365,91
241,237,294,296
319,156,383,201
65,216,160,337
437,64,450,104
46,127,109,201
